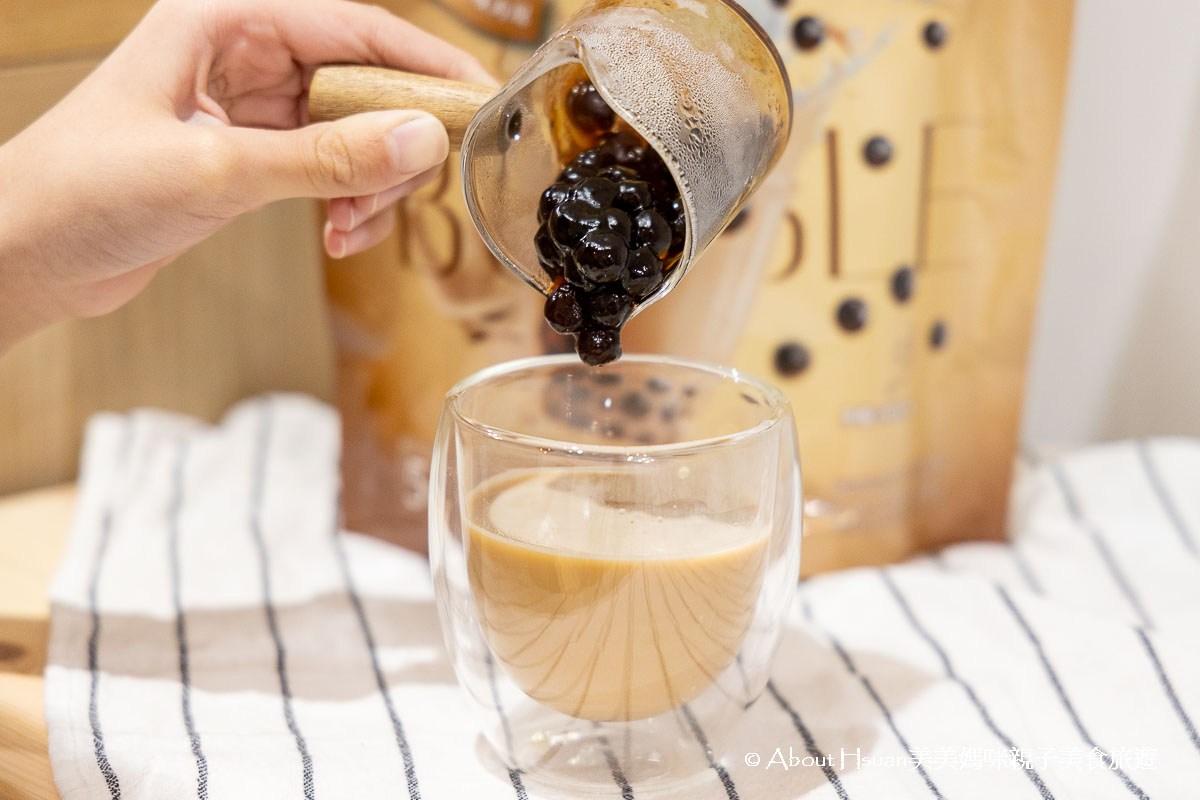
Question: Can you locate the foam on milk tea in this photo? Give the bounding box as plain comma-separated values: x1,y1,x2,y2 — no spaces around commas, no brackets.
466,468,768,721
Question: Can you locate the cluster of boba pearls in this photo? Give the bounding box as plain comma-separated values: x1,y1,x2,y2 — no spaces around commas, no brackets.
536,80,685,366
771,12,951,380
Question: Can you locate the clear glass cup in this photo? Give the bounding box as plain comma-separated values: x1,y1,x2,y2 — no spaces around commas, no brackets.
429,354,801,793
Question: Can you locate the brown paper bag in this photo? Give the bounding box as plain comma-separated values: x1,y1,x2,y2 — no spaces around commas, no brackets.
325,0,1074,572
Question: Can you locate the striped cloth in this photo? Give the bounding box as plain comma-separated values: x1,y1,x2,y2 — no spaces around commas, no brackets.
44,395,1200,799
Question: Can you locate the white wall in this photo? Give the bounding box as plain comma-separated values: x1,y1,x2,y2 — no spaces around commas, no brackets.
1022,0,1200,444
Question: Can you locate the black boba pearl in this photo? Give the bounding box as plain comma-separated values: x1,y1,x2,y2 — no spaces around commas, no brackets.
577,329,622,366
923,21,948,49
572,230,628,284
559,164,596,185
774,342,811,377
792,16,824,50
622,247,664,300
549,200,602,249
563,259,597,292
864,136,893,167
534,224,562,279
891,265,915,303
566,81,616,134
571,177,619,209
599,208,632,242
929,320,948,349
538,183,571,223
599,165,638,182
620,392,650,418
615,180,653,214
584,288,633,329
633,209,672,256
836,298,869,332
604,131,648,167
572,148,614,169
664,196,687,227
544,284,584,333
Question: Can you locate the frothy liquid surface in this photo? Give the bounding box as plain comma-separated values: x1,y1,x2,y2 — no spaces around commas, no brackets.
466,469,768,721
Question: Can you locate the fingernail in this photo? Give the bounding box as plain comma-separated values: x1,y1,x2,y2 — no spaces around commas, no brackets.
388,116,448,175
324,220,346,258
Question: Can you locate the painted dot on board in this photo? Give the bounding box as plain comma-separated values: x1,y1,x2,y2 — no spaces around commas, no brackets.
864,136,893,167
923,21,949,49
837,298,869,332
891,266,915,303
930,320,949,350
774,342,811,377
792,16,825,50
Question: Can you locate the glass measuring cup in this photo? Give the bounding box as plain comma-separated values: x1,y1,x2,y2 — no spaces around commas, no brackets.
308,0,792,316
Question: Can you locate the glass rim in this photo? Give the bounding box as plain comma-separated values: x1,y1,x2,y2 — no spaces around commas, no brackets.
445,353,791,457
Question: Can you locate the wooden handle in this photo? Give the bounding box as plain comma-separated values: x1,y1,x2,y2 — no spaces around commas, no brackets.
307,66,495,150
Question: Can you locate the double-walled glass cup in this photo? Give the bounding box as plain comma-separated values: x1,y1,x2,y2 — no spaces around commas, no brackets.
430,355,801,793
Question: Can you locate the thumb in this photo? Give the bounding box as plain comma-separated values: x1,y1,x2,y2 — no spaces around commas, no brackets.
232,110,449,204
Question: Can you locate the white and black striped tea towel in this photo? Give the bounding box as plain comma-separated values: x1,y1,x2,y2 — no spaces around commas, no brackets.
45,395,1200,799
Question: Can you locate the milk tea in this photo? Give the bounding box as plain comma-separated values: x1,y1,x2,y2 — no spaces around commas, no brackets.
466,468,768,721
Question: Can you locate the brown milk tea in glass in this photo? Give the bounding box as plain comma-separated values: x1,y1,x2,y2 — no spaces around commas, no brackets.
430,355,801,792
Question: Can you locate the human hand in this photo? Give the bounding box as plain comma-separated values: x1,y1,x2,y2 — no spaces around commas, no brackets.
0,0,495,349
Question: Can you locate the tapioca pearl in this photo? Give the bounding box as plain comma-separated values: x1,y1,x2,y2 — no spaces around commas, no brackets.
572,230,628,285
584,289,634,329
615,181,653,215
600,208,632,242
633,209,672,256
539,183,571,223
836,298,869,333
572,148,615,170
544,284,584,333
576,329,622,366
571,177,619,210
549,200,602,250
566,80,616,134
621,248,665,301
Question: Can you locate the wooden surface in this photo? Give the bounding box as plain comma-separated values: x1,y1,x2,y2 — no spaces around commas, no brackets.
309,66,495,149
0,484,74,800
0,0,152,68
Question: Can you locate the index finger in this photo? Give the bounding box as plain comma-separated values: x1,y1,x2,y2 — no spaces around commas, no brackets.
229,0,499,86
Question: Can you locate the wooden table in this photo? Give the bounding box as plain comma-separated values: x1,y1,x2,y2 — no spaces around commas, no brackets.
0,485,74,800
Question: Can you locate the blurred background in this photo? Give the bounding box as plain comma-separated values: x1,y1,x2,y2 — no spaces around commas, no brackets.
1,0,1198,499
1025,0,1200,443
